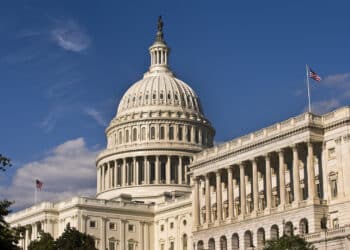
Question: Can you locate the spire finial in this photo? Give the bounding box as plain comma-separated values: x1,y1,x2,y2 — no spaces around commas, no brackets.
156,16,165,42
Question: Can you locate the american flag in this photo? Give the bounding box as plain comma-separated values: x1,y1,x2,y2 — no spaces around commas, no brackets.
36,179,43,190
309,67,321,82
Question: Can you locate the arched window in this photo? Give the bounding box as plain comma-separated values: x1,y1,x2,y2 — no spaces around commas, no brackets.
160,126,165,140
182,234,187,250
208,238,215,250
118,131,122,144
270,225,279,240
299,218,309,235
285,221,294,236
257,228,265,248
197,241,204,250
141,127,146,141
125,130,129,143
244,230,253,249
169,126,174,140
220,236,227,250
231,233,239,250
132,128,137,141
150,127,155,140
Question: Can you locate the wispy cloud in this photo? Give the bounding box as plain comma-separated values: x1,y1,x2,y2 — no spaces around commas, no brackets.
0,138,99,210
85,108,107,127
307,99,341,114
51,19,91,52
322,73,350,88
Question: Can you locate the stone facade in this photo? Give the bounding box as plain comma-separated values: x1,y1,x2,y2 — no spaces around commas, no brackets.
6,19,350,250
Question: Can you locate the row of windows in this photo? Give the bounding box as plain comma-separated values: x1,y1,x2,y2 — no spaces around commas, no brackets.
109,125,212,146
160,219,187,232
89,220,134,232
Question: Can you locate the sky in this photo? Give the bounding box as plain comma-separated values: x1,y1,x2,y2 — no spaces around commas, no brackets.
1,1,350,210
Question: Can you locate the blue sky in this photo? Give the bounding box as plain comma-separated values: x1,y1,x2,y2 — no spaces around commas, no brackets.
1,1,350,209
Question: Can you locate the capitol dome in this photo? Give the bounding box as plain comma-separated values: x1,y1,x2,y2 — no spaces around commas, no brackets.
96,17,215,202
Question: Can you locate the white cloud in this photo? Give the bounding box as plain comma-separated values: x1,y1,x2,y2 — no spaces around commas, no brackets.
305,99,341,115
0,138,99,210
51,20,91,52
322,73,350,87
85,108,107,127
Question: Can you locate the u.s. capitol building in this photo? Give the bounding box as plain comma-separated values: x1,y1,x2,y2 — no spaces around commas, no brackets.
7,19,350,250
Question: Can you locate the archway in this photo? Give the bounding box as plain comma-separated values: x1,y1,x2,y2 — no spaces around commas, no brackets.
244,230,253,249
220,236,227,250
299,218,309,235
257,228,265,249
270,225,279,240
285,221,294,236
231,233,239,250
208,238,215,250
197,240,204,250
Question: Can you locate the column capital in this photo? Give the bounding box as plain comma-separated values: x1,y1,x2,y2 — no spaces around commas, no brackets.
264,152,272,159
277,148,285,155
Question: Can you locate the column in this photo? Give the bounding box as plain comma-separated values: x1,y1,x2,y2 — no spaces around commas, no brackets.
191,126,195,143
278,150,286,207
144,222,149,250
216,171,222,222
133,157,136,185
155,156,159,184
166,156,171,184
25,227,30,250
193,177,200,228
122,159,126,186
101,165,105,191
81,215,87,233
135,159,139,185
126,160,130,185
184,162,188,184
252,159,259,213
265,154,272,210
120,220,126,250
144,156,148,184
178,156,182,184
32,223,37,240
107,162,111,189
240,163,246,216
115,160,119,186
292,145,301,204
227,167,234,219
97,166,101,193
307,142,316,201
205,174,211,224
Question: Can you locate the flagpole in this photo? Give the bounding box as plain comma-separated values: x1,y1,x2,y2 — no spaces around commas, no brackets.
306,64,312,113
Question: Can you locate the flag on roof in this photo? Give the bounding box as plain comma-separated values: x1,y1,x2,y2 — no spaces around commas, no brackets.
308,67,321,82
36,179,43,190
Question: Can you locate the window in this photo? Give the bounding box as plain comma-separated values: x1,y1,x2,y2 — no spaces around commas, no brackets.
187,126,191,142
169,126,174,140
150,127,155,140
89,220,96,228
178,126,183,141
141,127,146,141
128,243,134,250
328,148,336,159
109,241,115,250
125,130,129,143
128,224,135,232
160,126,165,140
331,179,338,198
132,128,137,141
195,128,199,143
333,218,339,229
118,131,122,144
170,242,174,250
160,243,165,250
109,222,116,230
160,225,164,231
170,222,174,229
183,219,187,226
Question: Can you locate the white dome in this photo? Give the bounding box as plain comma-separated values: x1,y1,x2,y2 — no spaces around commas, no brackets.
116,73,203,118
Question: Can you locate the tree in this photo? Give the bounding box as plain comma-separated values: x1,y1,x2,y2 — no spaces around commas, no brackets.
0,200,21,250
0,154,12,171
28,231,55,250
264,235,315,250
55,225,97,250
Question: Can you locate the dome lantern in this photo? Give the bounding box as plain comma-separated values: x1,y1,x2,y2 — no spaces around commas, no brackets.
148,16,171,74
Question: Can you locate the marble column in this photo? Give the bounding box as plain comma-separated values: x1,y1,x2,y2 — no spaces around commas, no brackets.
227,167,234,219
155,156,159,184
216,171,222,222
252,159,259,213
292,145,301,204
307,142,316,201
122,158,126,186
166,156,171,184
265,154,272,210
108,162,112,189
97,166,101,193
115,160,119,186
205,174,211,224
144,222,149,250
144,156,148,184
193,177,200,228
133,157,136,185
101,165,105,191
184,162,188,184
278,150,286,207
25,227,30,250
178,156,182,184
240,163,246,216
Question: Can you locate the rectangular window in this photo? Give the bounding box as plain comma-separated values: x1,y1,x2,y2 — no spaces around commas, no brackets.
170,222,174,229
109,222,116,230
178,126,183,141
333,218,339,229
128,243,134,250
161,244,165,250
328,148,336,159
128,224,135,232
89,220,96,228
169,126,174,140
331,179,338,198
160,225,164,231
109,241,115,250
170,241,174,250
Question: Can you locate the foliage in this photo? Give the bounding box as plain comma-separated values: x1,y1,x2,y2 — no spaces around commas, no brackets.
264,235,315,250
0,200,21,250
0,154,12,171
55,225,97,250
28,231,56,250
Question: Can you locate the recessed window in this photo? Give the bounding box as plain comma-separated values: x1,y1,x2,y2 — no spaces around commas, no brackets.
153,94,156,99
109,241,115,250
333,218,339,229
174,94,178,100
178,126,183,141
170,222,174,229
128,224,135,232
328,148,336,159
160,93,164,99
331,179,338,198
183,220,187,226
167,93,171,99
160,225,164,231
89,220,96,228
109,222,116,230
132,128,137,141
160,126,165,140
150,127,155,140
169,126,174,140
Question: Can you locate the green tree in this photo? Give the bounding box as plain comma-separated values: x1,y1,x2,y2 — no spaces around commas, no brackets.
0,154,12,171
264,235,315,250
55,225,97,250
28,231,56,250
